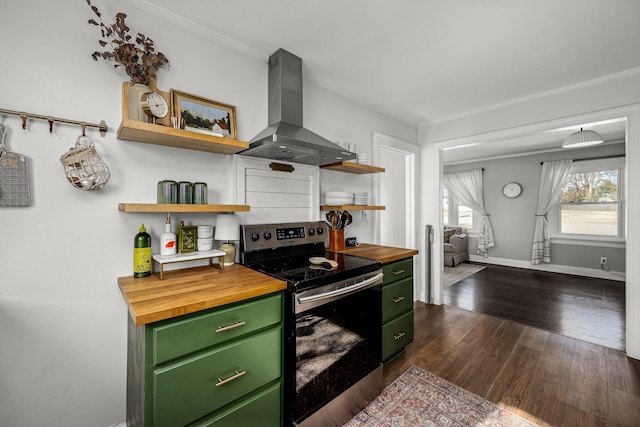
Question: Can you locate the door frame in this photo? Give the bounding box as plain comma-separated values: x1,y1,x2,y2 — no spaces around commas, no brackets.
373,131,421,298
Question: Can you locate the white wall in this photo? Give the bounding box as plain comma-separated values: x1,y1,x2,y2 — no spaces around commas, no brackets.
0,1,416,426
419,71,640,359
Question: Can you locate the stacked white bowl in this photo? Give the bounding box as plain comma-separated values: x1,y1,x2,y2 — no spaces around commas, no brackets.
357,153,370,165
197,225,214,251
324,191,353,205
353,192,369,205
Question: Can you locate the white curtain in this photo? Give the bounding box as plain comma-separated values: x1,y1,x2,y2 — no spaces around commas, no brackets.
531,160,573,264
443,168,494,257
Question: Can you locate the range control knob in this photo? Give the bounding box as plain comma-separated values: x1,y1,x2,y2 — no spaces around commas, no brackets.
263,231,272,240
316,227,324,235
251,232,260,241
308,228,316,236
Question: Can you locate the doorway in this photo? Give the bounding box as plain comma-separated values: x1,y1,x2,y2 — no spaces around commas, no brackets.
433,105,640,359
373,132,421,298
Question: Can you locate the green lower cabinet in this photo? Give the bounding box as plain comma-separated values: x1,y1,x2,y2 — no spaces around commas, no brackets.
192,382,281,427
382,310,414,361
126,292,284,427
381,258,414,364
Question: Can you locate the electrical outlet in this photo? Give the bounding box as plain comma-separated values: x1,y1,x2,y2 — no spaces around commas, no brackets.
600,257,608,266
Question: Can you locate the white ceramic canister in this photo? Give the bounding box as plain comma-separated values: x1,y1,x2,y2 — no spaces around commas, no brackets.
197,225,214,239
197,238,214,251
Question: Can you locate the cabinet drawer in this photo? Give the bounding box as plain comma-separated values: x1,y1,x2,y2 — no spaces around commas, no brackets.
153,293,282,365
382,310,414,361
382,277,413,322
153,325,282,427
382,259,413,285
193,381,281,427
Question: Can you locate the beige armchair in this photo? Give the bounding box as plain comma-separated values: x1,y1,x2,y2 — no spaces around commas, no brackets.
443,226,470,267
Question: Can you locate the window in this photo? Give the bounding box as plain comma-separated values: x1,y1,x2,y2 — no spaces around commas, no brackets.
552,158,624,240
443,187,476,230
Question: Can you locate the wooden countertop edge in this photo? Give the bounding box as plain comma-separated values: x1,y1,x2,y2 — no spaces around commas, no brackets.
118,264,287,325
333,243,419,264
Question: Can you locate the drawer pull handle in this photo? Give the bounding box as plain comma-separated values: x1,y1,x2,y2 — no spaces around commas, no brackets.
216,370,246,387
393,269,405,275
392,296,405,303
393,332,406,341
215,321,246,333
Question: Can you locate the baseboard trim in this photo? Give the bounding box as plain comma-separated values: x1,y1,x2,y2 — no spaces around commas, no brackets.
469,255,625,282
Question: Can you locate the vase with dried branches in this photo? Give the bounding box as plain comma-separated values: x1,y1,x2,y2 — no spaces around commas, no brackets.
87,0,170,120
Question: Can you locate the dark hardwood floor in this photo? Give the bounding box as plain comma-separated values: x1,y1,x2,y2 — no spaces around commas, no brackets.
383,302,640,426
443,263,625,350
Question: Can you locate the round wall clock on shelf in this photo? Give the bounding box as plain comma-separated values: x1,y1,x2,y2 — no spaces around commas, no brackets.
140,91,169,122
502,182,522,198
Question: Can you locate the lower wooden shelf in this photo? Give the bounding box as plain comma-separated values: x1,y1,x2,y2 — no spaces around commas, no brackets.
118,203,250,213
320,205,385,211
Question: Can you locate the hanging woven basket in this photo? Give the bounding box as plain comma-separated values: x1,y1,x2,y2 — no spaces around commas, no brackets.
60,136,110,191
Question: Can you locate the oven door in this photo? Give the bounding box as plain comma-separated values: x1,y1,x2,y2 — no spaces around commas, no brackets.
291,271,383,425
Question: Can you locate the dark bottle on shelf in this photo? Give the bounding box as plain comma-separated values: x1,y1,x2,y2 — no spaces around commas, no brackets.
133,223,151,278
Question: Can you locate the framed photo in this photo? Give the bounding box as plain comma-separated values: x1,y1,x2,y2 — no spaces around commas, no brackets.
170,89,238,139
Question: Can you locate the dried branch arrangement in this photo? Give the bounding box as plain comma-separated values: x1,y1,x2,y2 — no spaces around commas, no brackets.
87,0,169,85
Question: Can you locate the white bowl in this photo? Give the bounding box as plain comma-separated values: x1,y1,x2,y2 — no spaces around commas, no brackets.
197,225,214,238
197,238,214,251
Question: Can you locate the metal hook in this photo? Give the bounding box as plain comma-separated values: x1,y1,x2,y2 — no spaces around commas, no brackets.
47,117,54,133
20,113,27,130
81,122,87,137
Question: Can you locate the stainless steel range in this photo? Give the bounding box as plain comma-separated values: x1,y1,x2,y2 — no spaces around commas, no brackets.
240,221,383,427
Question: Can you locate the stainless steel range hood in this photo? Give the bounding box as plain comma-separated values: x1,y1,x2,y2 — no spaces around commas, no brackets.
239,49,355,166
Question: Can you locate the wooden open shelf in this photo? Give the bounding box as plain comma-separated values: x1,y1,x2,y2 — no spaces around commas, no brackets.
320,162,385,174
118,203,250,213
116,82,249,155
320,205,385,211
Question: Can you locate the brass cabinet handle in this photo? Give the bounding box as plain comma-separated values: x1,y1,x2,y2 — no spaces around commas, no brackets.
215,321,246,333
392,296,405,303
393,269,405,275
393,332,406,341
216,370,246,387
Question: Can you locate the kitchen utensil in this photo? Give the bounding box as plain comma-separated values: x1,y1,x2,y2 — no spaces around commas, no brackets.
341,210,352,228
0,123,31,207
309,257,338,269
326,211,339,230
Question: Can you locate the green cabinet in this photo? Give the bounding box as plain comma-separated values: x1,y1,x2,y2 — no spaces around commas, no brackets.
126,292,284,427
381,258,414,363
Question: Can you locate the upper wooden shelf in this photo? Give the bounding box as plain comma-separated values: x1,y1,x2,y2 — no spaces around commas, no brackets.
119,203,250,213
116,82,249,155
117,120,249,154
320,162,385,174
320,205,385,211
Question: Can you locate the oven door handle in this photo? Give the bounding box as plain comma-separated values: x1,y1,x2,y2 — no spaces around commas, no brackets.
297,272,384,304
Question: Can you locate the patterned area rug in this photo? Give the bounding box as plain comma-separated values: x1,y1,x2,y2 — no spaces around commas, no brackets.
444,263,485,288
345,365,539,427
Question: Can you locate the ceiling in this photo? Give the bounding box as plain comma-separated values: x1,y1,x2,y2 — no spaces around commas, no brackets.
142,0,638,162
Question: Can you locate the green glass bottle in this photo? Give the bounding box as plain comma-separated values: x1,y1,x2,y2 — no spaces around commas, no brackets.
133,223,151,278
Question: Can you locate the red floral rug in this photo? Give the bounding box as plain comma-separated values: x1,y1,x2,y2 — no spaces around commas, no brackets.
344,365,539,427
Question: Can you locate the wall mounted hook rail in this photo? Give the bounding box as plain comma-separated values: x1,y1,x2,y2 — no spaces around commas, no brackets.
0,108,108,137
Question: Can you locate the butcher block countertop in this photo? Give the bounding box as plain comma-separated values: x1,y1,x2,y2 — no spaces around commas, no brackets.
334,243,419,264
118,264,287,325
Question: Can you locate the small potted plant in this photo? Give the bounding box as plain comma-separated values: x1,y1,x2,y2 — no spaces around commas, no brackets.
87,0,170,120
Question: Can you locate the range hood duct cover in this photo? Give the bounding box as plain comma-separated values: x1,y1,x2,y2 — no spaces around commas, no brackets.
240,49,355,166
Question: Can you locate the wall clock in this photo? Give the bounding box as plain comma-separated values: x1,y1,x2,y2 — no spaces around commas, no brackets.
502,182,522,198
